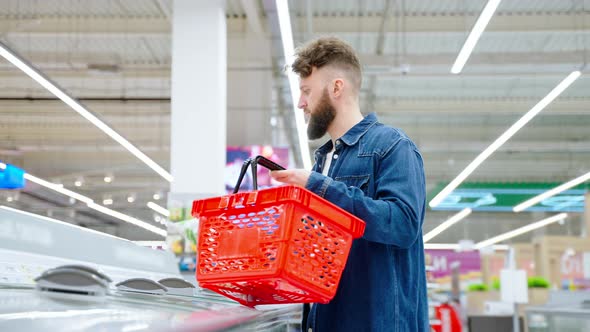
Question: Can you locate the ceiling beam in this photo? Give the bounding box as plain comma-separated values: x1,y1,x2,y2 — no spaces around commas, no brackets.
360,51,590,70
0,145,169,153
14,141,584,158
0,17,256,36
296,12,590,34
0,99,169,114
373,98,590,114
417,141,590,153
0,18,170,35
5,138,590,155
1,12,588,36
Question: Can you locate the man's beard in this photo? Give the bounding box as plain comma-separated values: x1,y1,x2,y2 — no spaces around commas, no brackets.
307,88,336,140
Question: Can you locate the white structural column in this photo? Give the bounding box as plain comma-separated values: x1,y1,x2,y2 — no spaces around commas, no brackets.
171,0,226,196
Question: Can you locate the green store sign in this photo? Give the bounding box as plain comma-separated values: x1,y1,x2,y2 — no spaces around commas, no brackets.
428,182,589,212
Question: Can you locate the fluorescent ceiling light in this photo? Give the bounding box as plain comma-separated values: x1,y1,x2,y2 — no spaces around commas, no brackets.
451,0,502,74
0,205,125,241
513,172,590,212
147,201,170,217
0,41,173,182
88,202,166,237
127,194,136,203
423,208,472,243
19,169,164,237
475,213,568,249
430,71,581,208
275,0,312,170
491,244,509,251
424,243,508,251
24,173,94,205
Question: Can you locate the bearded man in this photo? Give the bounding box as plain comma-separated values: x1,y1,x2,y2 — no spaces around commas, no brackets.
271,37,428,332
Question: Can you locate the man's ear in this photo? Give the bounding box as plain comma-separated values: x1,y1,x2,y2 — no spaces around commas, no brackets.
331,78,344,98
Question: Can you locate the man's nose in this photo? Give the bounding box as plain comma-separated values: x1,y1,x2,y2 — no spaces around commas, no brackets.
298,96,306,109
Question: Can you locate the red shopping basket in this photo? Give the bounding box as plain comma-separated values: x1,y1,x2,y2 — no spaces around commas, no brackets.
192,156,365,307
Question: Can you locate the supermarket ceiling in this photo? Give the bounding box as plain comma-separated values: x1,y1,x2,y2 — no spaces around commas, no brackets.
0,0,588,242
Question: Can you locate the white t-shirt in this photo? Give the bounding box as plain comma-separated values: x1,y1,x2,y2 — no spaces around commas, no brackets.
322,148,335,176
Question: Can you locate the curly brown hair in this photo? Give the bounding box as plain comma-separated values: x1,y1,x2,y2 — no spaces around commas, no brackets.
292,37,362,93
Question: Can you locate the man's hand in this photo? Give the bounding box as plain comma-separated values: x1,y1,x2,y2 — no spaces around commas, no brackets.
270,169,311,187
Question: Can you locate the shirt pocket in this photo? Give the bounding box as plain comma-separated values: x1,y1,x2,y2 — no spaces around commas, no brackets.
334,174,371,194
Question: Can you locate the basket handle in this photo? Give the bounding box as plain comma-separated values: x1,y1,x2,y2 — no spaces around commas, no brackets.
232,155,285,194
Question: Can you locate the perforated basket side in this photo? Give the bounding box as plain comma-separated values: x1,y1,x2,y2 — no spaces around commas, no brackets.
280,205,353,300
196,204,293,283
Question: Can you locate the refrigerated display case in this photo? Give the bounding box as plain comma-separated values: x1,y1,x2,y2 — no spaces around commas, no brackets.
526,301,590,332
0,205,300,331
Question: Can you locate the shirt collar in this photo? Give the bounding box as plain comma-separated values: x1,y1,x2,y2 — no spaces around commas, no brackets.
314,113,379,156
340,112,378,146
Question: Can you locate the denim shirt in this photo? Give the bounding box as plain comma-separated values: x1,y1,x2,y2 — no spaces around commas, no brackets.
303,113,428,332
